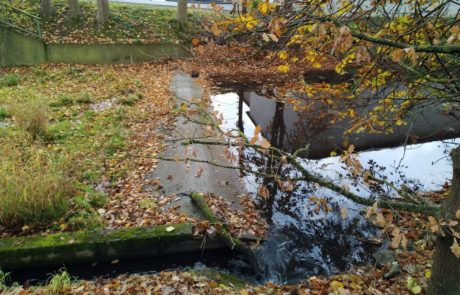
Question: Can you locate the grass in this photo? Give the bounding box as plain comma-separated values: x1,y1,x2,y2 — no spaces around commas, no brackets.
0,74,19,87
0,65,143,230
0,107,9,120
46,269,72,295
13,100,49,140
0,270,9,291
0,133,73,226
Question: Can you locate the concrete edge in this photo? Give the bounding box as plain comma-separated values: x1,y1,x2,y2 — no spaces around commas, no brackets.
0,224,225,270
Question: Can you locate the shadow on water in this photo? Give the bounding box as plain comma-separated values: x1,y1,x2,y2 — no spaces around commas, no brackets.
211,88,460,284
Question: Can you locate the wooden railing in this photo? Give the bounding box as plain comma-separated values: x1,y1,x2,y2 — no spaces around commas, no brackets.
0,1,42,39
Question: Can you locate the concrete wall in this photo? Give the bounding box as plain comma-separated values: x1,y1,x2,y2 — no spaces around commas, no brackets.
0,26,47,67
0,26,189,67
47,43,189,64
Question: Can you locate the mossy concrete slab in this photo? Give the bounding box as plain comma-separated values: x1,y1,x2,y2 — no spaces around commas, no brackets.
0,224,224,270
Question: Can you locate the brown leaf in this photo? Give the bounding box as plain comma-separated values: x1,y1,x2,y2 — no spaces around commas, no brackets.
257,184,270,199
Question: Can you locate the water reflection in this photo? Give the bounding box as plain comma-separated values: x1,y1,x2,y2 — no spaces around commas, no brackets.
211,90,460,284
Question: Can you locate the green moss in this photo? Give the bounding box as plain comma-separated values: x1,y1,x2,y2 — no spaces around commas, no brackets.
0,224,204,269
0,224,194,252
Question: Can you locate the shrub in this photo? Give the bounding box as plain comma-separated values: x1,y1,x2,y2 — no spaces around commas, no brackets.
0,74,19,87
13,100,48,139
0,138,73,226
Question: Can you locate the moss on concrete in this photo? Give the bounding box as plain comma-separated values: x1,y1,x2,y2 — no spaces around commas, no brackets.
0,224,224,270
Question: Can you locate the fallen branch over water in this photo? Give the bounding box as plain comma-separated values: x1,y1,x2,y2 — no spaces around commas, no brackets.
176,140,442,217
188,192,262,276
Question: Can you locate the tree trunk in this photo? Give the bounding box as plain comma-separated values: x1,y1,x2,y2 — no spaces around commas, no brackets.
96,0,110,28
427,146,460,295
176,0,187,25
40,0,53,18
68,0,80,19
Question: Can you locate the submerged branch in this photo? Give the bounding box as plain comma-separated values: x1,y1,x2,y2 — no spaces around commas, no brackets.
188,192,262,276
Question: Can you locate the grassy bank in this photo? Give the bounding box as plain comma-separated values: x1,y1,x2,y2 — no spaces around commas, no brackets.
6,0,208,44
0,65,148,234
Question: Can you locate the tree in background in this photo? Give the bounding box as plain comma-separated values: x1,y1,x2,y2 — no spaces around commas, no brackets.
96,0,110,28
177,0,187,25
207,0,460,293
68,0,80,19
40,0,53,18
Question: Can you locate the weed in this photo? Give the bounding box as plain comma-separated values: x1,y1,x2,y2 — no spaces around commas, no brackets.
0,270,10,291
0,107,9,120
75,92,92,104
105,132,125,156
117,93,141,106
67,210,104,230
46,269,72,295
13,100,49,139
0,74,19,87
50,94,74,107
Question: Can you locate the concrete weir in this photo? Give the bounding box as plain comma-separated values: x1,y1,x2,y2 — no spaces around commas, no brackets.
146,73,248,217
0,74,247,271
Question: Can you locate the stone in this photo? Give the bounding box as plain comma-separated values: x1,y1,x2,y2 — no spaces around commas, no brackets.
373,248,396,267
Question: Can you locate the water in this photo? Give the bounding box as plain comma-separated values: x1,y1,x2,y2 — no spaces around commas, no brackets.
211,90,460,284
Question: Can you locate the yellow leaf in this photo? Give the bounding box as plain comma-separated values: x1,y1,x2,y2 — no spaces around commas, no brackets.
250,125,262,145
330,280,344,291
335,63,345,74
395,119,404,126
451,238,460,258
425,270,431,279
456,209,460,219
340,207,348,220
258,0,271,15
278,50,288,60
278,64,290,73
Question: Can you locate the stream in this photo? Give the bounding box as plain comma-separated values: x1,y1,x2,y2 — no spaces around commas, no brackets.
5,85,459,287
211,89,460,284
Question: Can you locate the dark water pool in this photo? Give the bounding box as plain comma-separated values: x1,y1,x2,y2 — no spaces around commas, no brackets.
211,90,460,284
